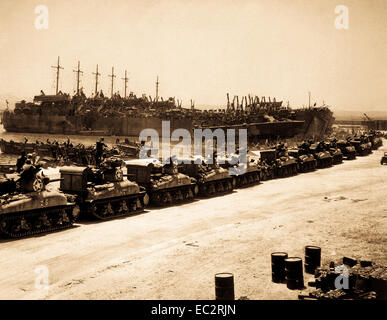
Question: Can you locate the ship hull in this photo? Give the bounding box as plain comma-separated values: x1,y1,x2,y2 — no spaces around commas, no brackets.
2,112,193,137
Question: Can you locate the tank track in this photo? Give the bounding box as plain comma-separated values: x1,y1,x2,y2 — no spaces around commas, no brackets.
316,157,333,168
275,164,298,178
235,171,260,188
344,152,356,160
150,184,197,206
198,178,234,197
299,160,317,173
332,154,343,165
83,192,148,220
0,205,76,238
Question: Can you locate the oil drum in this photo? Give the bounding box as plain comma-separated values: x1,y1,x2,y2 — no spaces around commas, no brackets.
215,273,235,300
285,257,304,289
271,252,288,283
304,246,321,274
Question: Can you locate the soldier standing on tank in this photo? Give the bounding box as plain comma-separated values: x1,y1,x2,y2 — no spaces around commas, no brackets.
96,138,107,166
16,151,27,173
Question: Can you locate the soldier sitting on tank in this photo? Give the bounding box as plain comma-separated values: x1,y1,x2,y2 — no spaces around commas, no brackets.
163,156,178,175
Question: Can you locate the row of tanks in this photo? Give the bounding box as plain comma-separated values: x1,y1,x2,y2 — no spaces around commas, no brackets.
0,131,383,239
248,131,383,182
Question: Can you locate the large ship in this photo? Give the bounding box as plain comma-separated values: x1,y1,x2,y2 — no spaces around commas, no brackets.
1,59,334,141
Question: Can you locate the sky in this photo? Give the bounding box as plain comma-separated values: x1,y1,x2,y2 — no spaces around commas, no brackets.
0,0,386,111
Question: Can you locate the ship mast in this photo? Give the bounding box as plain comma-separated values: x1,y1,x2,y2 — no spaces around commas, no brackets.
121,70,129,98
93,64,101,95
308,91,311,108
108,67,116,98
51,56,63,95
72,61,83,95
155,76,159,101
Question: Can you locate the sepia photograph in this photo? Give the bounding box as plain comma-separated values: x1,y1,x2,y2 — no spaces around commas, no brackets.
0,0,386,311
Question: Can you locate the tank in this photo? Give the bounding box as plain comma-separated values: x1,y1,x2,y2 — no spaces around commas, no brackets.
348,137,370,156
59,157,148,219
259,147,298,178
274,144,298,177
177,158,234,197
0,165,78,238
257,150,276,180
309,142,333,168
366,132,383,150
287,148,317,172
336,140,356,160
219,154,261,188
125,159,197,206
323,140,343,165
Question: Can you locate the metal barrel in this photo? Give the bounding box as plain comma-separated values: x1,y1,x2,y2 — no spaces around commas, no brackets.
304,246,321,274
271,252,288,283
215,273,235,300
285,257,304,290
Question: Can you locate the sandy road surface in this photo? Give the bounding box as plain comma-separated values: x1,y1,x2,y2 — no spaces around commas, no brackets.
0,141,386,300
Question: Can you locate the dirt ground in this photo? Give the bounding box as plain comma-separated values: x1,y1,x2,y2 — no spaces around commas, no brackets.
0,140,386,300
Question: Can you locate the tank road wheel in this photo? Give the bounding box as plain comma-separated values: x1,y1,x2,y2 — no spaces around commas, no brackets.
88,203,97,217
128,199,137,211
227,180,233,191
13,216,30,233
175,190,183,202
151,193,161,206
161,192,172,205
242,176,248,186
143,193,150,207
293,165,298,175
208,183,216,195
36,213,51,229
136,198,142,210
101,202,114,217
71,205,80,221
191,185,198,198
216,182,224,193
232,177,237,188
119,200,129,215
182,187,192,200
57,209,70,225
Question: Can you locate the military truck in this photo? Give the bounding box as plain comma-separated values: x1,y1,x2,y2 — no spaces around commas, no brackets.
125,159,197,206
0,164,78,238
60,157,148,219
